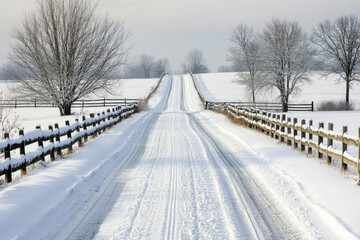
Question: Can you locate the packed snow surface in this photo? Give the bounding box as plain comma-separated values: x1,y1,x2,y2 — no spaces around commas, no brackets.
0,74,359,239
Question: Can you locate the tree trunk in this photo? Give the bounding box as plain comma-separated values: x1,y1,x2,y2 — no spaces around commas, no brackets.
281,95,288,112
346,79,350,108
252,85,256,103
59,104,72,116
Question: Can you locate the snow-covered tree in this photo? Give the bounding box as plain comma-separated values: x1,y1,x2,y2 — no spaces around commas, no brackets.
228,24,262,103
260,19,314,112
9,0,129,115
182,49,209,74
313,15,360,108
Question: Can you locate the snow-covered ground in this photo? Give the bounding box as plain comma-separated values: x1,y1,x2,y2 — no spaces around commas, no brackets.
194,72,360,109
0,78,159,133
0,74,359,239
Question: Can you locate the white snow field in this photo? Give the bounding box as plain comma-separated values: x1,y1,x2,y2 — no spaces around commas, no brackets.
193,72,360,108
0,78,159,133
0,74,359,239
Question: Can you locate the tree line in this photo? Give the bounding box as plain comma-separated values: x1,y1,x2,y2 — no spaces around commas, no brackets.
228,16,360,111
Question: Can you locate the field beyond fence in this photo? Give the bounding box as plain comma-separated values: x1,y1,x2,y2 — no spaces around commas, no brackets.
0,98,138,108
0,103,138,184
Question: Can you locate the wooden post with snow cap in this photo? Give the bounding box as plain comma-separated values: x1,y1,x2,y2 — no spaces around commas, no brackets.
327,123,334,164
48,125,55,162
341,126,348,171
36,125,45,163
55,123,62,157
280,114,285,143
308,120,313,155
301,119,306,152
4,131,11,183
19,128,27,175
90,113,97,137
317,122,324,159
65,120,73,153
75,119,82,147
287,117,292,146
293,118,298,149
275,115,280,140
82,116,88,142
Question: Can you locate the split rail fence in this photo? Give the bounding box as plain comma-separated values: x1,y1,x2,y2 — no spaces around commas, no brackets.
214,103,360,175
0,98,138,108
0,103,138,183
189,72,359,176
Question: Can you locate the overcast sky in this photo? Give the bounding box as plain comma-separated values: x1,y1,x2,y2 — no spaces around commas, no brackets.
1,0,360,72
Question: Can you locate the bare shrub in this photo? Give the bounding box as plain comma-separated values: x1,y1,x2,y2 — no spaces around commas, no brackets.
318,100,354,111
137,98,147,112
0,93,21,139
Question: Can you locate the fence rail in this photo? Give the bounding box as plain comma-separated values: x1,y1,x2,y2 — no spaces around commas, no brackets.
206,101,314,112
214,103,360,176
0,98,138,108
0,103,138,183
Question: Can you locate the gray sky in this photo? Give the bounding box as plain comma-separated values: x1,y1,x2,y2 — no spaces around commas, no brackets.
1,0,360,72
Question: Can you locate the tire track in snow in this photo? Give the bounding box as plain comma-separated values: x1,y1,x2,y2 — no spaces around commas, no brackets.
164,117,179,240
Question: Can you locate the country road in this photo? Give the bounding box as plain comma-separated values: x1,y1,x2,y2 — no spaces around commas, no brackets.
1,74,358,240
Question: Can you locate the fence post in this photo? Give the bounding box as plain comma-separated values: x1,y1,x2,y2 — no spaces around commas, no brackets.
327,123,334,164
75,119,82,147
341,126,348,171
90,113,97,137
55,123,62,157
48,125,55,162
287,117,292,146
317,122,324,159
293,118,298,149
65,120,73,153
103,98,106,107
34,98,36,107
19,128,26,175
301,119,306,152
82,116,88,142
275,115,280,140
36,125,45,163
4,131,11,183
308,120,313,154
311,101,314,111
271,114,276,138
15,99,17,109
280,114,285,142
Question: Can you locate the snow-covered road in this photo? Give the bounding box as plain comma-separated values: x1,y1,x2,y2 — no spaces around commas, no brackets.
1,74,359,239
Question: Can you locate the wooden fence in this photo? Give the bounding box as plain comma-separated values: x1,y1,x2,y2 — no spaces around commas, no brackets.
0,103,138,183
206,101,314,112
189,72,313,112
214,103,360,176
0,98,138,108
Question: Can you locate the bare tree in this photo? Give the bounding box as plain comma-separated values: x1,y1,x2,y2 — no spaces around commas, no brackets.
151,58,169,77
228,24,262,103
217,65,235,73
9,0,129,115
182,49,209,74
260,19,314,112
313,15,360,108
137,55,155,78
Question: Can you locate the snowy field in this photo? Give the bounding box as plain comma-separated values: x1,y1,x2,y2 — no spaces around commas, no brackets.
194,72,360,108
0,78,159,133
0,74,359,239
194,72,360,136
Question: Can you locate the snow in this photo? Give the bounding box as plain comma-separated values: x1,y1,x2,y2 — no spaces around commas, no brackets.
194,71,360,108
0,77,159,133
0,73,359,239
